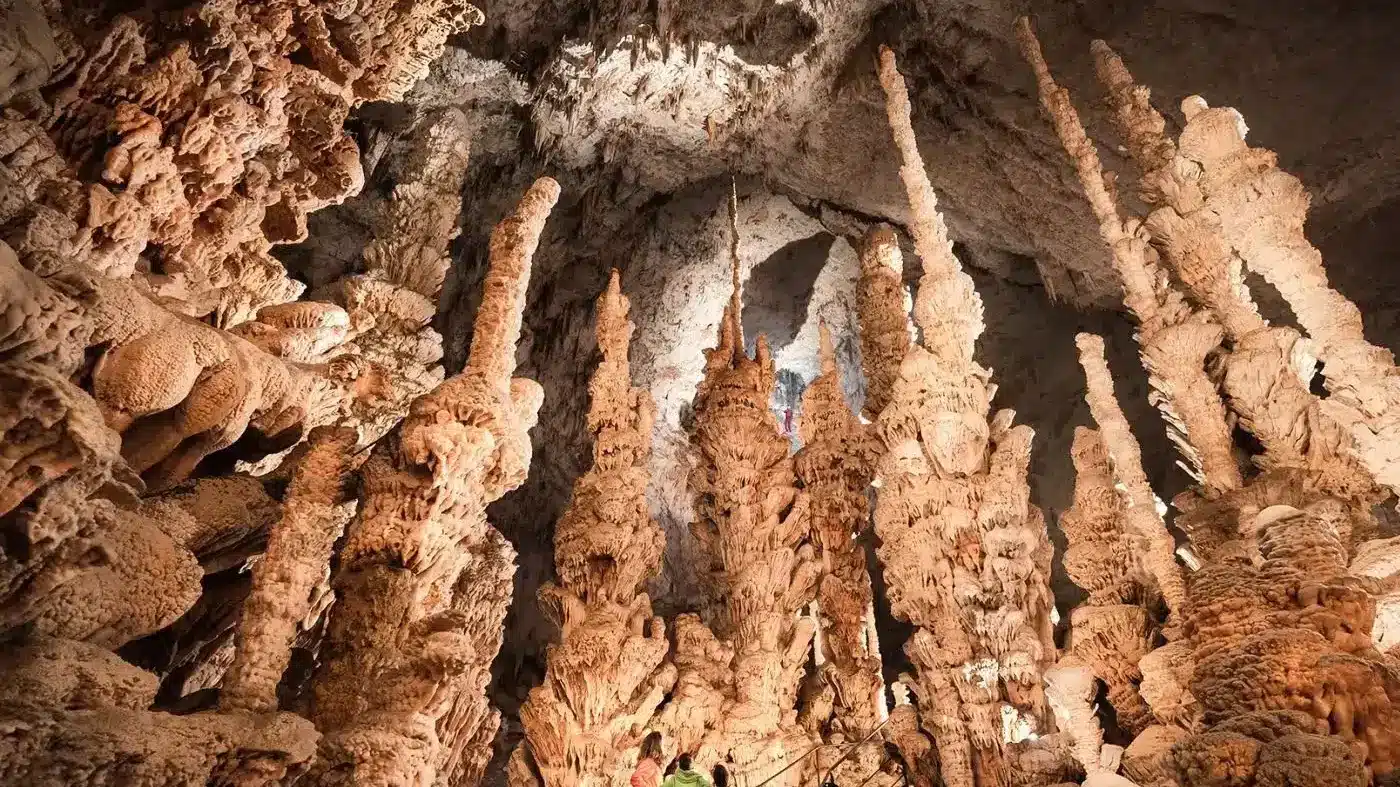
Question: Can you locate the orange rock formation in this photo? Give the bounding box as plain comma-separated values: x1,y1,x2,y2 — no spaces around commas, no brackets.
1022,17,1400,785
511,270,674,787
309,177,556,787
874,46,1058,787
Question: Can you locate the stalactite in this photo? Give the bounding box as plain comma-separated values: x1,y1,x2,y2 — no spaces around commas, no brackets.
1023,21,1400,784
1015,19,1242,498
875,46,1057,787
795,325,894,787
511,270,675,787
683,184,821,787
309,177,557,787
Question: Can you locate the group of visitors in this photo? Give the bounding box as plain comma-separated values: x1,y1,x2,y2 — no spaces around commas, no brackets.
630,733,730,787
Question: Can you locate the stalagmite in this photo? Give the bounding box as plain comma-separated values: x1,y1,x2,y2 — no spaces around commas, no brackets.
795,324,894,787
855,223,937,787
682,185,821,787
220,426,357,713
511,270,675,787
1090,42,1377,507
1058,427,1154,736
857,225,912,421
1100,55,1400,497
875,46,1058,787
1016,19,1241,498
1075,335,1185,620
1023,21,1400,785
309,177,557,787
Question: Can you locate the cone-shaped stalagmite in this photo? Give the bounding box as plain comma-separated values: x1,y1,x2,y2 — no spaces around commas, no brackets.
874,47,1058,787
510,270,674,787
795,325,896,787
310,178,558,787
683,185,821,787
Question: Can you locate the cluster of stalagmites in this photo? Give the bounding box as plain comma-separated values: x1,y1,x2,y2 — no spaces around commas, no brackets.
1018,17,1400,787
5,2,1400,786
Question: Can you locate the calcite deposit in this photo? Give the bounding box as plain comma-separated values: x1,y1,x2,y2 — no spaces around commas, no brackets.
1024,16,1400,786
870,47,1058,787
5,3,1400,787
310,177,556,787
674,186,822,787
795,325,891,787
511,270,673,787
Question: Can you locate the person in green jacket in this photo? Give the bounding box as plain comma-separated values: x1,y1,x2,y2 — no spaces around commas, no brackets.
661,753,711,787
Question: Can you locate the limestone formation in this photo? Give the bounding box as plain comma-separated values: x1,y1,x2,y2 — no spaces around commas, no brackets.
220,426,357,713
856,225,911,421
0,637,320,785
511,270,674,787
874,46,1056,787
796,324,894,787
678,184,821,787
319,108,472,445
0,1,484,323
1058,427,1154,737
309,177,556,787
1017,22,1240,498
1024,19,1400,784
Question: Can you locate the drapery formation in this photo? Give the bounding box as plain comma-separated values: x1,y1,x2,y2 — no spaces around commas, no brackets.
873,47,1058,787
1022,18,1400,785
510,269,674,787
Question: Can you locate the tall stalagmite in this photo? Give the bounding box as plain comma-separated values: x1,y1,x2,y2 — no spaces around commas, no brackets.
510,270,674,787
1092,37,1400,498
1057,425,1153,741
856,225,912,422
309,178,558,787
795,325,895,787
1022,19,1400,785
220,425,357,714
683,186,821,787
874,47,1057,787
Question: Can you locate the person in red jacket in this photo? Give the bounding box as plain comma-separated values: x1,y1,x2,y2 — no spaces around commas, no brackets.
630,733,665,787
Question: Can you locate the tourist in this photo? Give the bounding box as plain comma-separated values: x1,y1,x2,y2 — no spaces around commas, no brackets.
630,732,665,787
661,753,711,787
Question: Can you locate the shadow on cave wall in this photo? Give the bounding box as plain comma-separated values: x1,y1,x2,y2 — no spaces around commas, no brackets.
742,232,838,354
